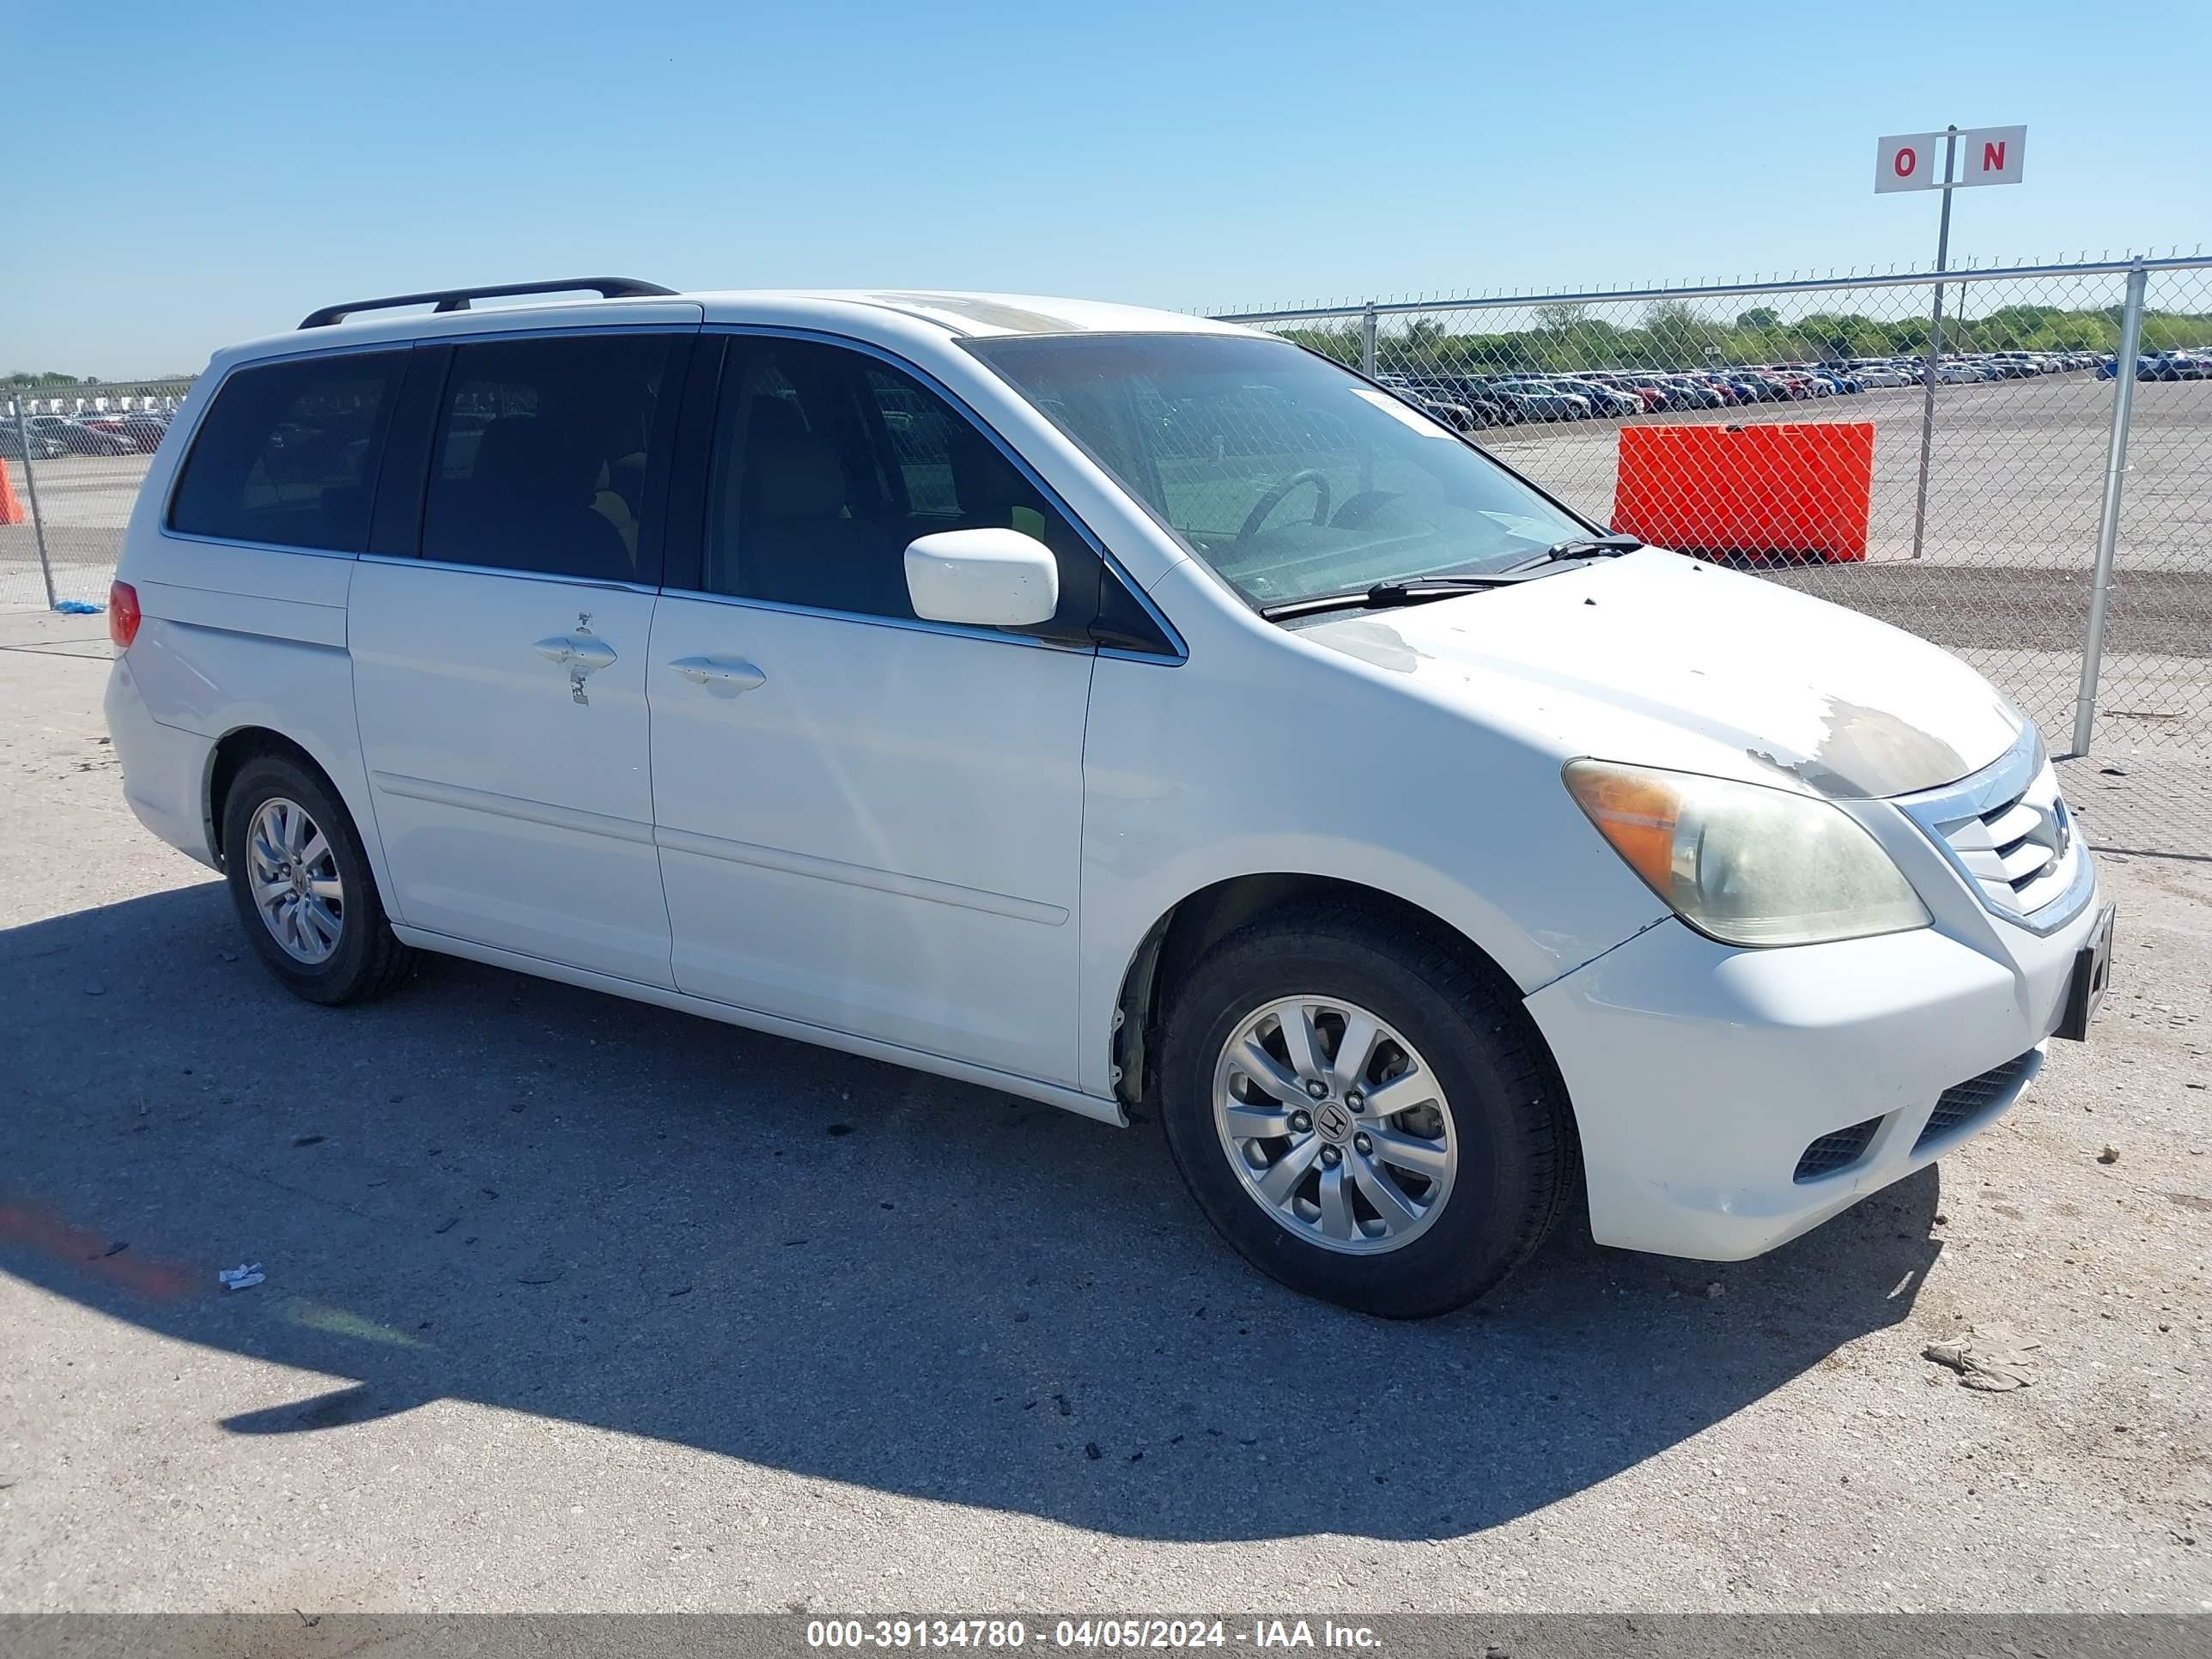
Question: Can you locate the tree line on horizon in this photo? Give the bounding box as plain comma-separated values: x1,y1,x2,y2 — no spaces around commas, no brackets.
5,370,199,392
1279,299,2212,374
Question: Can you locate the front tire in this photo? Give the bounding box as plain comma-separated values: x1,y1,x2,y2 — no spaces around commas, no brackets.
1158,904,1577,1318
222,754,413,1005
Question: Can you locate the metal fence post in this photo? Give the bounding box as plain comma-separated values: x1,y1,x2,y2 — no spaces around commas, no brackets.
8,395,58,611
2070,259,2149,755
1359,305,1377,377
1908,128,1960,561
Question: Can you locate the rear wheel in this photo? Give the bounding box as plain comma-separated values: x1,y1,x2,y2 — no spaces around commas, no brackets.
1158,904,1577,1318
222,754,412,1005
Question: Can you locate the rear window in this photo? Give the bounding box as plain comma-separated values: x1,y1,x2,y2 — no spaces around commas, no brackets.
168,353,401,552
420,332,678,584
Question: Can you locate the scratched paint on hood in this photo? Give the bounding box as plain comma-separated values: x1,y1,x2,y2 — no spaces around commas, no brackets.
1304,548,2024,799
1315,618,1431,675
1747,698,1977,799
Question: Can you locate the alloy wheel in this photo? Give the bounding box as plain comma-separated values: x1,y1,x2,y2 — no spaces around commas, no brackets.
1211,996,1457,1255
245,797,344,964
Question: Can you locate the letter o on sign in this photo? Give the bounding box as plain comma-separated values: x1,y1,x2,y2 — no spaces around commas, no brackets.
1877,131,1948,192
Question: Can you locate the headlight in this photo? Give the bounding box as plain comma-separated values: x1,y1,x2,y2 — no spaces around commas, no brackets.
1564,760,1930,947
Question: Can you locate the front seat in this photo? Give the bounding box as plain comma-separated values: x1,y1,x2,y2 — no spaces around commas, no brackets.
738,421,908,618
946,426,1053,544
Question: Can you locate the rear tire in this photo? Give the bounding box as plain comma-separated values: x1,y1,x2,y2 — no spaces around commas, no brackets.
222,754,413,1006
1158,902,1577,1318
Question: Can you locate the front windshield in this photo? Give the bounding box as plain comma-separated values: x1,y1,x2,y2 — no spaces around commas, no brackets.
965,332,1589,608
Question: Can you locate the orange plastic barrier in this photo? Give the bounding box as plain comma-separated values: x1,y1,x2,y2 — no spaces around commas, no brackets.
1611,420,1875,562
0,460,24,526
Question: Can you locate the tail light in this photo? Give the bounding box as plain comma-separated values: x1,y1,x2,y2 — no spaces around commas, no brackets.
108,580,141,650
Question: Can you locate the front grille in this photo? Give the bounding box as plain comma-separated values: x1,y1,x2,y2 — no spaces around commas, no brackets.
1911,733,2081,925
1793,1115,1885,1182
1935,769,2075,915
1914,1050,2038,1152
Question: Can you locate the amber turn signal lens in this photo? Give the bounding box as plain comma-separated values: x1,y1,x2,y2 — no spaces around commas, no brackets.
1564,763,1681,896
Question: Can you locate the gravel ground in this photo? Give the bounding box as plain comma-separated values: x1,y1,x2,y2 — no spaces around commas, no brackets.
1,608,2208,1615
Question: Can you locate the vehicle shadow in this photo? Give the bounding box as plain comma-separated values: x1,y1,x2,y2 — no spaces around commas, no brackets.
1,883,1942,1542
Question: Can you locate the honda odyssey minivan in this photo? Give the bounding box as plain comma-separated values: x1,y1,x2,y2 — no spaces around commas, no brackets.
104,278,2114,1316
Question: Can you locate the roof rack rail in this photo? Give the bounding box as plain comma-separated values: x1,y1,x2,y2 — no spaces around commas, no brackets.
298,277,680,330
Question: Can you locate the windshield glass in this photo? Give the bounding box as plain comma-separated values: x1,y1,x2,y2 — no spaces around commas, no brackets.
965,332,1589,608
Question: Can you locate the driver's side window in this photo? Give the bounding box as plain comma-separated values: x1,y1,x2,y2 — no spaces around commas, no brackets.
701,337,1100,638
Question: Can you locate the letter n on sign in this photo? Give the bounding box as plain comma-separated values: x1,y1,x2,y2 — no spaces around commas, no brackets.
1959,125,2027,187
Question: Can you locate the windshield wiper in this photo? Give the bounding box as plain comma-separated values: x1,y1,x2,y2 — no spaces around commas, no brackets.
1256,574,1529,622
1510,533,1644,570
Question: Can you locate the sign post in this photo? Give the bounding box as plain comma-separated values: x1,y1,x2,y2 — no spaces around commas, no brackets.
1876,124,2027,560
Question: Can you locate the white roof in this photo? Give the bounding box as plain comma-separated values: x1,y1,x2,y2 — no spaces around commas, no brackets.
213,286,1247,370
691,289,1242,337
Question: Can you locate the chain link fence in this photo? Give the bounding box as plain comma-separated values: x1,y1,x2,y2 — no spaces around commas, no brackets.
3,380,193,611
1216,256,2212,852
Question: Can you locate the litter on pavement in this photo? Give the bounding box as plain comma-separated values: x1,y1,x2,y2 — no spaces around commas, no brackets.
1923,1324,2040,1392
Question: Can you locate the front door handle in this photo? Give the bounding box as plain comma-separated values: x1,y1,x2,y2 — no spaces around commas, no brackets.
534,635,618,673
669,654,767,696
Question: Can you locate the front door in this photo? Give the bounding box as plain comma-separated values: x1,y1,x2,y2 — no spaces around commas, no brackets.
349,329,691,986
647,334,1098,1084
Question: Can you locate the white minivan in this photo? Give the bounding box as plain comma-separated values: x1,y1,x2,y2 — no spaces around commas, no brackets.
105,278,2114,1316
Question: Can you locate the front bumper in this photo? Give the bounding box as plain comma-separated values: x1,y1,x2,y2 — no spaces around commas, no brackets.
1525,875,2101,1261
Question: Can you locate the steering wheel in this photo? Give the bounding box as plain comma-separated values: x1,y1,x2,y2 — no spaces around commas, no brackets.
1327,489,1401,530
1237,469,1334,544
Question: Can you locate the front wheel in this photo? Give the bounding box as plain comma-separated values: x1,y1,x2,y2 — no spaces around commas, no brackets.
1158,905,1578,1317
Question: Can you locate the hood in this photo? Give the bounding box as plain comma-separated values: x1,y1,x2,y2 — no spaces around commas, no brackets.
1303,548,2023,799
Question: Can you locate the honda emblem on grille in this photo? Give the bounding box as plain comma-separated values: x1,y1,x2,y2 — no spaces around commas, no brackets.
2028,797,2071,860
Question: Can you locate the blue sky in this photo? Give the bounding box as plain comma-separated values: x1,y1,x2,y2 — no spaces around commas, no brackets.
9,0,2209,378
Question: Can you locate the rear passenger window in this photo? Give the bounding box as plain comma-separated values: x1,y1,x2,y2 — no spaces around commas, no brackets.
168,353,401,552
701,338,1095,634
421,333,680,583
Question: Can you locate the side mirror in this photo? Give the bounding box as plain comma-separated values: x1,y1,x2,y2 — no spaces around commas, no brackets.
903,528,1059,629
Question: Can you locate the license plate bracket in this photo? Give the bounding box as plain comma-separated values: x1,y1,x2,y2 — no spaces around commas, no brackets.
2053,903,2115,1042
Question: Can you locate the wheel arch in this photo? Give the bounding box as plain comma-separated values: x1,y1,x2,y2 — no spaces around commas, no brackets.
1109,872,1566,1121
204,726,352,871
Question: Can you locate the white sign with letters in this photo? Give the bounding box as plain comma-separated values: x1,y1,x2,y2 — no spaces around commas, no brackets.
1876,126,2027,192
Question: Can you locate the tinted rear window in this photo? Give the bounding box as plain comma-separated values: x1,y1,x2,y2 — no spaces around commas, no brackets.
168,353,401,552
420,332,679,584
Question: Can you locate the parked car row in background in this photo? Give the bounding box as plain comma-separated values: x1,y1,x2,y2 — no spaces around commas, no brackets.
2099,349,2212,380
0,421,70,460
1376,347,2115,428
0,406,173,458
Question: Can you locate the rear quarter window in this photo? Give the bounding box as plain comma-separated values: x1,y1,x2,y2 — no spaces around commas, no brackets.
168,352,403,552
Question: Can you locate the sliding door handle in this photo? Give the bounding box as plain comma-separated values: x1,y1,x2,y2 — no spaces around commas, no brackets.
669,654,767,695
